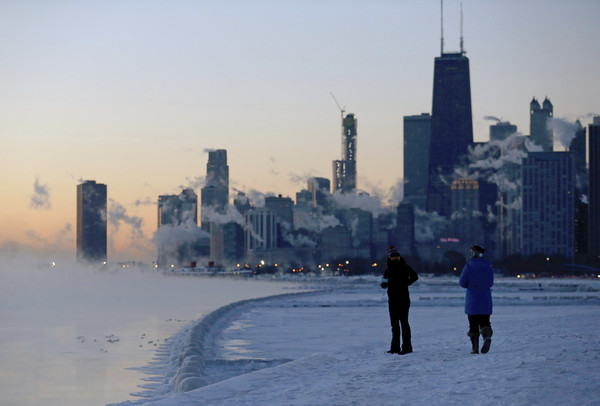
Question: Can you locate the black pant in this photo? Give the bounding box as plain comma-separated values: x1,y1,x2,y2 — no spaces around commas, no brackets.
388,301,411,351
468,314,491,335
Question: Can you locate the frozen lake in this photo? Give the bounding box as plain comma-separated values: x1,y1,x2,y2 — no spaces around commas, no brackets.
0,260,301,406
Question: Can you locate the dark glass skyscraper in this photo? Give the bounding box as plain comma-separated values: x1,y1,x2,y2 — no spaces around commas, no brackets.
570,120,588,193
201,149,229,231
265,194,294,227
76,180,107,263
490,121,517,142
205,149,229,190
395,203,416,257
426,52,473,217
589,117,600,258
571,121,588,255
403,113,431,210
521,152,575,258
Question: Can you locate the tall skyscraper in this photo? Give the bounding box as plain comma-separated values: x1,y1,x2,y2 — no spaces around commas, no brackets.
426,48,473,216
493,134,528,257
265,195,294,226
201,149,229,231
449,178,485,253
530,97,554,151
403,113,431,210
319,225,352,261
450,178,479,213
293,189,313,232
570,120,588,193
206,149,229,187
570,121,588,255
334,207,372,258
490,121,517,142
77,180,107,264
589,117,600,258
333,113,357,193
210,222,244,266
157,195,179,227
157,188,203,267
294,189,312,211
245,208,277,264
307,177,331,212
521,152,575,259
374,211,395,256
395,203,416,256
158,188,197,227
265,194,294,249
233,191,252,216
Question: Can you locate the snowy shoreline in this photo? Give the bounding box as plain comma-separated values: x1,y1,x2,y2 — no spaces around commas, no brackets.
117,290,328,401
111,276,600,406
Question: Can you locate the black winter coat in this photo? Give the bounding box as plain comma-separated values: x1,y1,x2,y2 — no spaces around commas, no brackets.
382,257,419,305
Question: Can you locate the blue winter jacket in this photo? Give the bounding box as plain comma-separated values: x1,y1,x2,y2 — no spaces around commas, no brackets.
459,257,494,315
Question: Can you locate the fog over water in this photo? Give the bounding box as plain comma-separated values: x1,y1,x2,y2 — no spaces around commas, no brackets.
0,257,299,406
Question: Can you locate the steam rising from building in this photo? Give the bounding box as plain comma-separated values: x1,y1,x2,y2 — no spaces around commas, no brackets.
30,177,51,210
156,188,207,267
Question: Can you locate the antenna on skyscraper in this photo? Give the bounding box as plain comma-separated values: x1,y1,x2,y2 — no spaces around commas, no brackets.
460,1,464,55
440,0,444,55
330,92,346,121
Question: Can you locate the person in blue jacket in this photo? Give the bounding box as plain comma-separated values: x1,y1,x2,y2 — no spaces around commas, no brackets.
459,244,494,354
381,246,419,355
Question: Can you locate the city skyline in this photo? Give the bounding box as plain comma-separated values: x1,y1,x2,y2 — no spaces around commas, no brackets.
2,1,600,262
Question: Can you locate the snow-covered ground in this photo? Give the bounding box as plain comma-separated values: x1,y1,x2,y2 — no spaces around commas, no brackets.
112,276,600,406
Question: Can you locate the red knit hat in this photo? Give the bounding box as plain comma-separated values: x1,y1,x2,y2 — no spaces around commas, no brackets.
388,245,400,258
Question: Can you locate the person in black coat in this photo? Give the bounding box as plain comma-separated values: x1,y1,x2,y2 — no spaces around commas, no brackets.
381,246,419,354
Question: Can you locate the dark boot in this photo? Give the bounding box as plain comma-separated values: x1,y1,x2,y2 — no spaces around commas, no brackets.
468,331,479,354
388,325,400,354
399,346,413,355
387,342,400,354
480,326,493,354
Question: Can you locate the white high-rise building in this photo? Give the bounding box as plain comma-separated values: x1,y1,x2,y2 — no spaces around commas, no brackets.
246,208,276,251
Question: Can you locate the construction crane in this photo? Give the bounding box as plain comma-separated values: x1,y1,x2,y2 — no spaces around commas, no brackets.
330,92,346,122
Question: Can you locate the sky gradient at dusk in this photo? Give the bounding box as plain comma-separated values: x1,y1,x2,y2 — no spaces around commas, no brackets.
1,0,599,261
